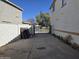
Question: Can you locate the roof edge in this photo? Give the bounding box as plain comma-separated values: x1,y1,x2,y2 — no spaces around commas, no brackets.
1,0,23,11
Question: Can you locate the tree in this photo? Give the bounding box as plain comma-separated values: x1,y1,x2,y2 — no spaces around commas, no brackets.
35,12,50,27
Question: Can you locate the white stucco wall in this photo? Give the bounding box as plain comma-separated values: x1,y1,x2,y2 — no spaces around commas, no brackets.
0,1,22,24
0,23,32,47
54,0,79,32
19,24,31,29
0,1,24,47
0,24,20,47
51,0,79,44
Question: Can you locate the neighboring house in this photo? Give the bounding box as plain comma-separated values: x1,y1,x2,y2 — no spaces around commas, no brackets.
0,0,23,47
22,21,32,25
50,0,79,44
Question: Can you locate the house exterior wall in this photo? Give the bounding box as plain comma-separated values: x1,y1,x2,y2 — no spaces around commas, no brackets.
50,0,79,44
0,1,22,24
0,23,32,47
0,1,23,47
0,24,20,47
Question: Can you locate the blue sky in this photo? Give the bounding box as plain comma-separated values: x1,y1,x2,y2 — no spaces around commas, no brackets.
10,0,52,21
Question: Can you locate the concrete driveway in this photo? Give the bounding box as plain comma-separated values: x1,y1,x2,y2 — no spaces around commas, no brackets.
29,34,79,59
0,34,79,59
0,39,32,59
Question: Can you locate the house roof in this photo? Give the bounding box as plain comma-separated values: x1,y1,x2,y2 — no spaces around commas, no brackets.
1,0,23,11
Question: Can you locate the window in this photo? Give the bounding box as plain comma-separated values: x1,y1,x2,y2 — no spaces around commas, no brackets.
62,0,67,8
50,3,55,12
53,4,55,12
50,0,56,12
53,0,56,12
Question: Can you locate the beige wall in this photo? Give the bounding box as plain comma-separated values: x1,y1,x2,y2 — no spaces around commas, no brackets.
0,1,22,24
50,0,79,44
